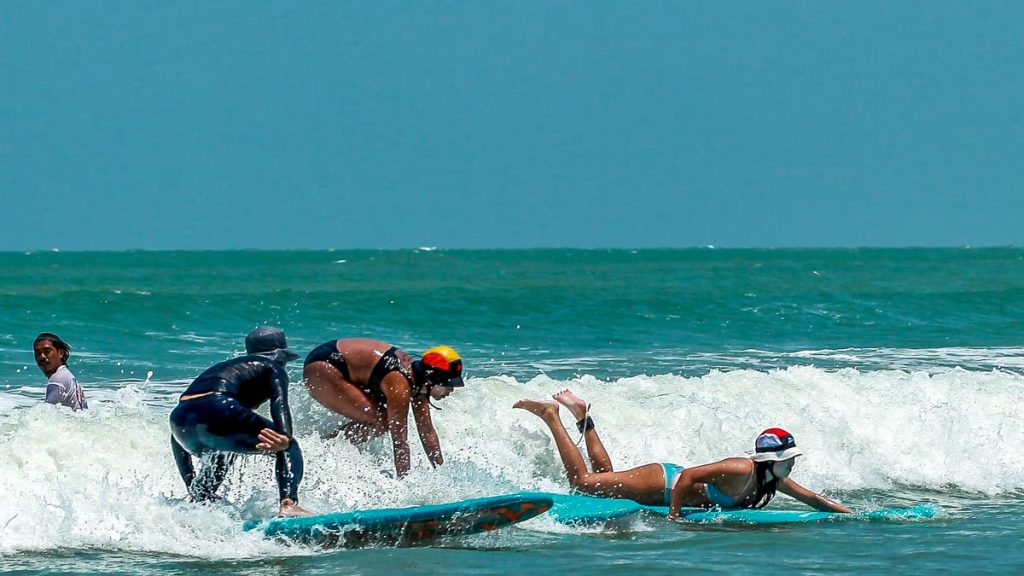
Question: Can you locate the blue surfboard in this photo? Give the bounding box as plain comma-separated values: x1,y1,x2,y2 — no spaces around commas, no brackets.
545,493,937,525
243,492,553,548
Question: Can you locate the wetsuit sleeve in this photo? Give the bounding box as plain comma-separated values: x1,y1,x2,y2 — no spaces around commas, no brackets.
171,435,196,490
267,362,294,437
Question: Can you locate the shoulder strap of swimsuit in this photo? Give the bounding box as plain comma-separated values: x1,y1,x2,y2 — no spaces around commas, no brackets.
368,347,416,391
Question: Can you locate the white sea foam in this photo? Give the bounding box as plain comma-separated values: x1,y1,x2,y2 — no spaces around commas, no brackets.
0,365,1021,556
786,346,1024,370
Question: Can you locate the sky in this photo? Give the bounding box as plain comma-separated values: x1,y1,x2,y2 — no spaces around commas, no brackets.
2,1,1022,250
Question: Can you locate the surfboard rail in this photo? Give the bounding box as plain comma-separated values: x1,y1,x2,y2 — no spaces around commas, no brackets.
243,492,554,548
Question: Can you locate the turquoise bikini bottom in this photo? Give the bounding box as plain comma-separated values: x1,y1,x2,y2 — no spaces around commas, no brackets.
660,462,740,508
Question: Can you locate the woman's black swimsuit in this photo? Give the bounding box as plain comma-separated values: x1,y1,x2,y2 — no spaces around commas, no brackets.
305,341,351,380
169,355,304,502
305,342,419,404
366,346,418,402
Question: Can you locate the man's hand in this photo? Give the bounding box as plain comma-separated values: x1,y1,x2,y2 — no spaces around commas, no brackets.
257,428,291,452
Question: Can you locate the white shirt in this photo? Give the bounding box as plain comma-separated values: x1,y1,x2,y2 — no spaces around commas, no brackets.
46,365,88,410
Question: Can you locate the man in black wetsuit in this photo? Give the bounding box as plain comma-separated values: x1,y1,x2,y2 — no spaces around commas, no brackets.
169,327,312,517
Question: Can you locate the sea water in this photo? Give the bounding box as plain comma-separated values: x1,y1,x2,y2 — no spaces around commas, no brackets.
1,249,1022,574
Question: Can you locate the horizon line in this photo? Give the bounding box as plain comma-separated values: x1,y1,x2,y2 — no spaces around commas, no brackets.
1,245,1020,254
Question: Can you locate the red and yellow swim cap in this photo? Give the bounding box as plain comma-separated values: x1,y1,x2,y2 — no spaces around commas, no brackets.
421,345,464,387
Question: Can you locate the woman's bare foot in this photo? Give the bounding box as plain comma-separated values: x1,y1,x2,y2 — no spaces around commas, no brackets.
279,499,315,517
513,399,559,419
552,389,589,421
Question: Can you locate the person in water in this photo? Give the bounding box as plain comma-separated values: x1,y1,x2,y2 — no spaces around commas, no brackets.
303,339,464,478
169,327,312,517
513,390,851,517
34,333,88,410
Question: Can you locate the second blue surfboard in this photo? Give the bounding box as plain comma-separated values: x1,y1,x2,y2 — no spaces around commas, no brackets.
544,493,937,525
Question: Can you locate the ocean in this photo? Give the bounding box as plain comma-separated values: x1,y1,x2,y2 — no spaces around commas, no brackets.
1,248,1022,574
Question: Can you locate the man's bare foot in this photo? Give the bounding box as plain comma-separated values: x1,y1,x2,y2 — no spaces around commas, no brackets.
552,389,589,421
279,499,315,517
513,399,559,419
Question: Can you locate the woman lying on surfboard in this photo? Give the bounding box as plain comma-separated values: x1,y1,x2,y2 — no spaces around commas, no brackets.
513,390,851,518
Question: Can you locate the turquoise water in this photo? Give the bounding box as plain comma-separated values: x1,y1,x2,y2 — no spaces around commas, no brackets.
1,249,1022,574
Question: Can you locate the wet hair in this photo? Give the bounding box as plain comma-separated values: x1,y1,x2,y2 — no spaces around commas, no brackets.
410,360,444,409
410,360,433,398
750,461,779,509
34,332,71,362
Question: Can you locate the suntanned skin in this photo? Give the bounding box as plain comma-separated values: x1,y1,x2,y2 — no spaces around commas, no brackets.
304,338,453,478
34,340,65,378
515,390,852,516
514,395,666,505
668,456,850,517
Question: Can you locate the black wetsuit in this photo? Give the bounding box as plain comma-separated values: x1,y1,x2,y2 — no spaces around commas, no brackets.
169,355,303,502
305,342,419,405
